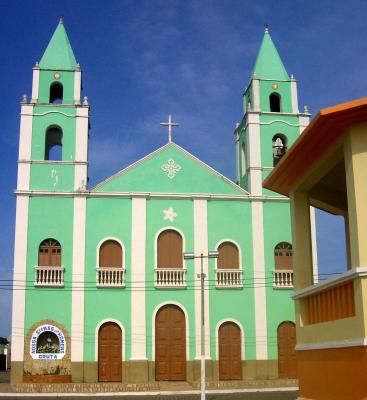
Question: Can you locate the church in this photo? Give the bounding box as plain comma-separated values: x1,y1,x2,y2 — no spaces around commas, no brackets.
11,20,311,384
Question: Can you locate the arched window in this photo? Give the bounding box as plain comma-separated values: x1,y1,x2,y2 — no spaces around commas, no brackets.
157,229,183,268
269,93,281,112
272,134,287,166
241,143,246,177
36,331,60,353
218,242,239,269
38,239,61,267
274,242,293,270
45,126,63,161
99,240,123,268
49,82,63,104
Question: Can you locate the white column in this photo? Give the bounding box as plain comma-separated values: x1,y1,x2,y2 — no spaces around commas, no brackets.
252,78,260,112
299,115,310,134
74,68,82,104
71,196,87,363
246,113,262,195
11,195,29,362
130,197,147,360
17,104,33,191
251,200,268,359
290,77,299,114
74,106,89,190
31,67,40,103
194,199,211,358
235,129,240,183
310,206,319,284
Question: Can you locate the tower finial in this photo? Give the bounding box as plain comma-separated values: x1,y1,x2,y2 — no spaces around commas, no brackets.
264,23,269,34
59,15,64,24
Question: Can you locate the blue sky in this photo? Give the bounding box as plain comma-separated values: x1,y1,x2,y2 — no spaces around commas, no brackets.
0,0,362,337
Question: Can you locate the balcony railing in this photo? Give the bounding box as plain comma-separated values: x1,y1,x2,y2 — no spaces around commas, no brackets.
273,269,294,288
215,269,243,288
34,266,65,287
155,268,186,288
97,267,125,287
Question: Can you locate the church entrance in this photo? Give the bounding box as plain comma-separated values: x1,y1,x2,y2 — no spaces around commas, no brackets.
98,322,122,382
155,305,186,381
218,322,242,380
277,321,297,378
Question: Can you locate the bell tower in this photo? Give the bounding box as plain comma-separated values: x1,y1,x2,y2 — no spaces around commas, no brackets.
17,18,89,193
235,26,310,195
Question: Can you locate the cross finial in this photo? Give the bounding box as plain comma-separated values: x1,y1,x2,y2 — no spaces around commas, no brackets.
160,115,179,143
264,23,269,33
59,15,64,24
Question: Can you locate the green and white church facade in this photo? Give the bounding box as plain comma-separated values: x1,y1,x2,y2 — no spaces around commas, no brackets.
11,21,312,384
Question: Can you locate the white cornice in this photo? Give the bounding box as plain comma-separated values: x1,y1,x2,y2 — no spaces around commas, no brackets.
296,338,367,351
18,160,88,165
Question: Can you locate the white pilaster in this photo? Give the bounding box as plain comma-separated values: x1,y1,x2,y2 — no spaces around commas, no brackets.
235,129,240,183
71,196,87,363
290,78,299,114
74,68,82,104
299,115,310,134
310,206,319,284
17,104,33,191
130,197,147,360
11,195,29,362
193,199,211,358
74,106,89,190
251,200,268,359
31,67,40,103
246,113,262,195
251,78,260,112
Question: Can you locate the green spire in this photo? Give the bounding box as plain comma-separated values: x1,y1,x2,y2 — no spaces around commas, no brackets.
252,26,289,80
39,18,77,69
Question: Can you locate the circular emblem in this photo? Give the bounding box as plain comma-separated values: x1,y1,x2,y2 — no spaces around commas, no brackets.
54,72,61,79
30,324,66,360
272,83,278,90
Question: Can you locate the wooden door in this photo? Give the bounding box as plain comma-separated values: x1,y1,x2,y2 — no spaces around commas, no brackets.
278,321,297,379
98,322,122,382
155,305,186,381
219,322,242,380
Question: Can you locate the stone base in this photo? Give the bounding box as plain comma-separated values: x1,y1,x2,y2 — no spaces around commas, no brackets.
23,374,71,383
10,361,23,384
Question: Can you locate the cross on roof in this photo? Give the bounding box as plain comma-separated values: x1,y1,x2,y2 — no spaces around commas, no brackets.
160,115,179,143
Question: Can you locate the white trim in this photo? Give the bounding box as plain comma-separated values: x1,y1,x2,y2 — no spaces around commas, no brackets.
235,130,240,182
151,301,190,361
214,239,243,270
215,319,245,360
260,120,302,127
154,226,186,269
94,319,125,361
74,70,82,104
290,78,299,114
31,67,40,103
18,105,33,162
25,110,79,118
246,114,262,196
71,196,86,362
96,237,125,269
251,79,260,112
11,196,29,362
74,106,89,190
92,142,249,195
251,201,268,359
299,115,310,134
296,338,367,351
130,197,147,360
310,207,319,284
18,160,87,165
74,165,88,191
17,163,31,191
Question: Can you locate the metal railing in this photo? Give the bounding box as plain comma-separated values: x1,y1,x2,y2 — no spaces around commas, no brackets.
273,269,294,288
97,267,125,287
155,268,186,288
215,269,243,288
34,266,64,287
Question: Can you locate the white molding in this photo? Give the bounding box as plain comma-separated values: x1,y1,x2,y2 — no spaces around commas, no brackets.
94,319,125,361
74,165,88,191
74,70,82,104
310,207,319,284
290,79,299,114
31,68,40,103
96,237,125,269
246,114,262,195
11,196,29,362
260,120,303,127
18,105,33,161
235,130,240,182
251,79,260,112
251,201,268,359
154,226,186,268
299,115,310,134
296,338,367,351
23,110,78,118
151,301,190,361
215,319,245,359
74,107,89,190
18,160,87,165
71,196,86,362
214,239,243,270
130,197,147,360
17,163,30,191
193,199,211,358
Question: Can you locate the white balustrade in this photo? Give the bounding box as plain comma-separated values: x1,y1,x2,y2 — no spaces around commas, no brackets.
273,269,294,288
155,268,186,288
215,269,243,288
34,266,65,287
97,268,125,287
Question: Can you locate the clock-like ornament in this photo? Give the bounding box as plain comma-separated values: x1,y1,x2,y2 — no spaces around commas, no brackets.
272,83,278,90
54,72,61,79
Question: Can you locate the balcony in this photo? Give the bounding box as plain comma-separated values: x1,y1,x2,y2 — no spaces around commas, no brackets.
34,266,64,287
273,269,294,288
96,267,125,287
215,269,243,288
155,268,186,288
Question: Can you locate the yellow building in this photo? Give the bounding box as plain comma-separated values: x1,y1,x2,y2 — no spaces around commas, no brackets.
264,98,367,400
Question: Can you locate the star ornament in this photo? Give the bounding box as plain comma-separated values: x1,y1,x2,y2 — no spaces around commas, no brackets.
163,207,178,222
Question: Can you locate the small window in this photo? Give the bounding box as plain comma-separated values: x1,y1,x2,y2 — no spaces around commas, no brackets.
274,242,293,270
272,134,287,166
45,126,63,161
157,230,183,268
241,143,246,177
270,93,281,112
218,242,240,269
49,82,63,104
99,240,123,268
38,239,62,267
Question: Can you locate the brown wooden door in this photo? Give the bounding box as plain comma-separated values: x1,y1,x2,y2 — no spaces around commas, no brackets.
155,305,186,381
219,322,242,380
157,230,183,268
98,322,122,382
278,321,297,379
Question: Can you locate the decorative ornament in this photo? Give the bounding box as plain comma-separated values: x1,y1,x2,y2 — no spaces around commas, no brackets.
272,83,278,90
161,158,181,179
163,207,178,222
54,72,61,79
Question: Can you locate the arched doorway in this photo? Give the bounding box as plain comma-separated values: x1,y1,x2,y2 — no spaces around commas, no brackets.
98,322,122,382
155,305,186,381
219,322,242,380
277,321,297,378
